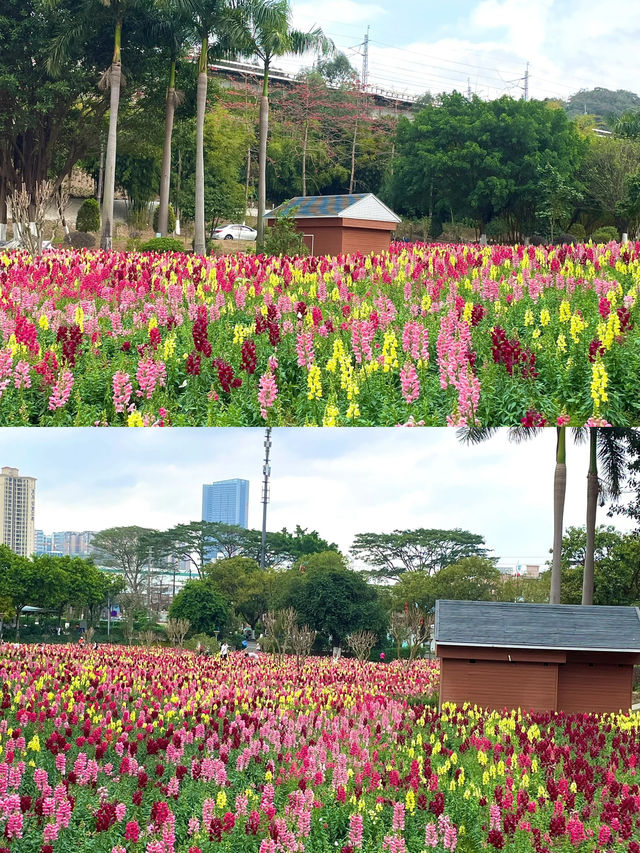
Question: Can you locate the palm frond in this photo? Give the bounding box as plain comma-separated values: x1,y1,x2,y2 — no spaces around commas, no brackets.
597,428,631,501
507,426,542,443
457,427,497,445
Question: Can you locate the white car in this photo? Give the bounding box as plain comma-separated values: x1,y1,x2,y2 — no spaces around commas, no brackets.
211,223,257,241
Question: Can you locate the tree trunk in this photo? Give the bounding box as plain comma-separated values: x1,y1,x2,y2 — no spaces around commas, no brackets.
0,175,7,242
302,121,308,197
582,429,598,605
256,66,270,251
194,37,208,256
244,146,251,221
97,140,105,204
550,426,566,605
57,188,70,243
158,59,177,237
100,20,123,251
349,117,358,193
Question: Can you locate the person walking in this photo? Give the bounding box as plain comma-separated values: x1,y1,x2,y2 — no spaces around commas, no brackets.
220,641,229,660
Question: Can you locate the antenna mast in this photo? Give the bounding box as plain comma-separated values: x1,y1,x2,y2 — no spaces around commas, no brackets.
260,427,272,570
362,26,370,89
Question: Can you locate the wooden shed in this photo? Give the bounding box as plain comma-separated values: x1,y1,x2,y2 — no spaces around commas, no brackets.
264,193,401,256
435,600,640,714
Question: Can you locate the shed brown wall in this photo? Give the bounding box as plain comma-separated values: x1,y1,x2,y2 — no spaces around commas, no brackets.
266,216,396,257
440,658,558,712
557,663,633,714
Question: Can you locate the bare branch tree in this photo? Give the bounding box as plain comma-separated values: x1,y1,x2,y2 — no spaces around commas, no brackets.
165,617,190,647
139,629,157,648
9,180,54,254
346,629,377,663
290,624,316,666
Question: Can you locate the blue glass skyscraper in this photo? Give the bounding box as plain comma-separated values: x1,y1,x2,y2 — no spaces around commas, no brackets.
202,478,249,528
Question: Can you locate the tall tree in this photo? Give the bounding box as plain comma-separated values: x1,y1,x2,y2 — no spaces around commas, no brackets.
153,1,191,236
350,528,489,581
182,0,229,255
91,526,158,597
231,0,332,249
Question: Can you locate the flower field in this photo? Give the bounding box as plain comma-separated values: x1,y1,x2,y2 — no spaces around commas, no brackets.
0,242,638,426
1,646,639,853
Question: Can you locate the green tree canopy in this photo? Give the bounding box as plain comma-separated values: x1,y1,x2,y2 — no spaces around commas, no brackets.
388,93,586,239
274,551,386,646
204,556,269,625
168,579,231,636
91,526,158,596
351,527,490,581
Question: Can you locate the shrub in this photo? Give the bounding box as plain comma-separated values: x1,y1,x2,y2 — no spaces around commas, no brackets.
69,230,96,249
152,203,177,235
138,237,184,253
568,223,586,241
183,633,220,654
263,211,308,256
75,198,100,233
591,225,619,243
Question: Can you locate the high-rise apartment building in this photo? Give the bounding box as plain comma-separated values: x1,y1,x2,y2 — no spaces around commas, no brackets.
0,466,36,557
202,479,249,527
35,530,95,556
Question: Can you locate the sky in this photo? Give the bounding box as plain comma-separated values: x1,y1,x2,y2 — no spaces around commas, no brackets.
280,0,640,101
1,428,635,572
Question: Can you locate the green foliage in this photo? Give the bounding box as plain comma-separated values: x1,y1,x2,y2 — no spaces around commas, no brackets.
168,580,231,636
568,222,586,241
263,210,308,257
351,528,490,581
564,88,640,122
591,225,619,242
153,204,177,234
183,633,220,654
389,93,587,239
274,551,387,646
76,198,101,233
138,237,184,253
205,557,269,626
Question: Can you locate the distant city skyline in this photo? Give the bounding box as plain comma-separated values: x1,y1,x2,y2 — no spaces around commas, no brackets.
202,478,250,528
1,429,636,573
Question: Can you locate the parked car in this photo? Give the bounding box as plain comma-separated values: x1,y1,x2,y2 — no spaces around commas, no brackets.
211,223,257,241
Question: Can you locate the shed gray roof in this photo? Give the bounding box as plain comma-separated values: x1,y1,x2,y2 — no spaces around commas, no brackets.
435,600,640,653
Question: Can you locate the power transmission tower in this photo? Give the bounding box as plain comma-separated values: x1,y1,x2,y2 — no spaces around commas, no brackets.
467,77,472,99
260,428,272,570
524,62,529,101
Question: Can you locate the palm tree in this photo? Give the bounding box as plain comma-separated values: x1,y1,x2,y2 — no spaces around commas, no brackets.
180,0,229,255
48,0,149,251
461,427,632,606
230,0,333,250
462,426,568,604
581,428,627,604
153,2,192,236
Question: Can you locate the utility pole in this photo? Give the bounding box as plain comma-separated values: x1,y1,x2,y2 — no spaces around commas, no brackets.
260,428,272,570
523,62,529,101
362,26,370,90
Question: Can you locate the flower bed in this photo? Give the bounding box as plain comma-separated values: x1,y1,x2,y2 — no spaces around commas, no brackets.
0,242,637,426
0,645,638,853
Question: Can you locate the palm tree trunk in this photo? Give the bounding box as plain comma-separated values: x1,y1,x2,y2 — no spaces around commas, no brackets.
550,426,566,604
256,64,269,251
302,121,308,197
194,37,208,256
158,59,177,237
582,429,598,605
97,139,105,204
100,19,123,252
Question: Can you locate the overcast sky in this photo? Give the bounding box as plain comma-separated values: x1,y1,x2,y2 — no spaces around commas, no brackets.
2,428,635,572
281,0,639,101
